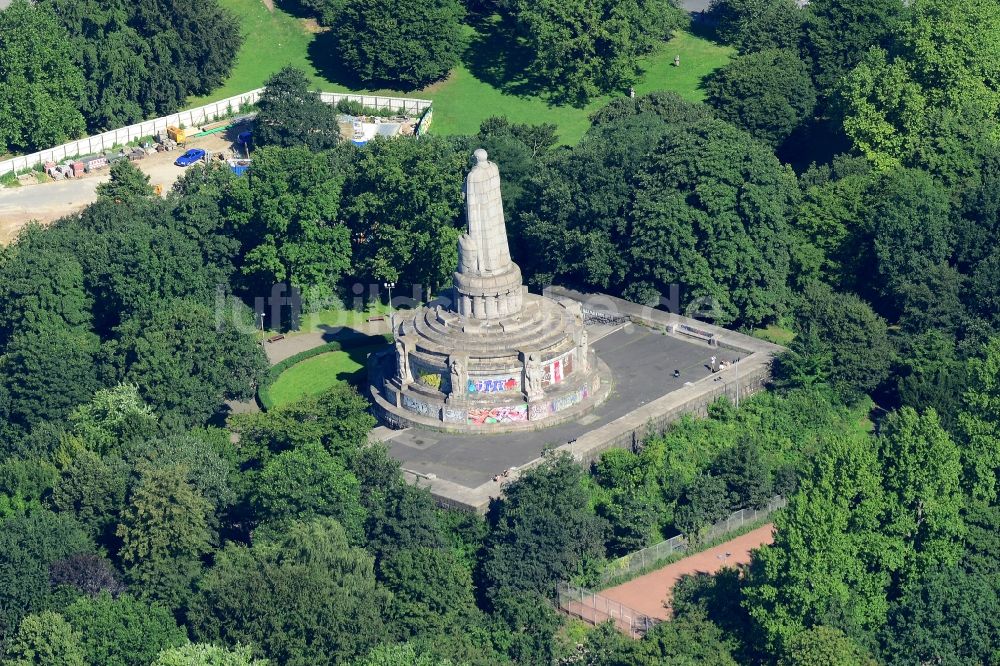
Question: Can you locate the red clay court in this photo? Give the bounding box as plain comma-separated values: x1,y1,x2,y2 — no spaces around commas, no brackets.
600,523,775,621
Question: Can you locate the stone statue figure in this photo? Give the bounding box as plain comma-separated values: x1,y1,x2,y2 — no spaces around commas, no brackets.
449,357,464,396
463,149,512,274
458,233,480,274
523,352,543,401
395,339,412,384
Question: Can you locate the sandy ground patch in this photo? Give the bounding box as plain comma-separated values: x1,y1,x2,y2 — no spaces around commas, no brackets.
0,133,235,245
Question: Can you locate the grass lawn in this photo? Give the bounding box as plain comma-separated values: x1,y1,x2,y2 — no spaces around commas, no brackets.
752,324,796,346
265,301,397,337
189,0,732,144
267,344,385,407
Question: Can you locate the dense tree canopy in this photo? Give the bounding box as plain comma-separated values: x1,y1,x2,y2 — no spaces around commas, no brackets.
253,68,341,151
0,0,86,152
506,0,686,103
328,0,465,89
38,0,240,133
705,49,817,147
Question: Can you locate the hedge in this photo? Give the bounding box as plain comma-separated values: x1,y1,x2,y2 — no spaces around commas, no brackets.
258,332,393,410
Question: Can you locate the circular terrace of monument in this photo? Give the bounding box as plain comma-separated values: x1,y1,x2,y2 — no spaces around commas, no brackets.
368,149,611,432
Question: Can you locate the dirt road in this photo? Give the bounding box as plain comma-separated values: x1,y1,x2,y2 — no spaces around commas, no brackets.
0,133,235,245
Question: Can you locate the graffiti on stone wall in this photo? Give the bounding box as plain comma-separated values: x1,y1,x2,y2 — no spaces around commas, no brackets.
467,404,528,425
402,394,432,416
467,375,520,394
542,351,574,387
530,385,591,421
410,359,443,391
443,406,466,423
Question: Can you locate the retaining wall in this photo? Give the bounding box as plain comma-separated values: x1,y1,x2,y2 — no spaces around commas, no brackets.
0,90,432,176
401,289,786,512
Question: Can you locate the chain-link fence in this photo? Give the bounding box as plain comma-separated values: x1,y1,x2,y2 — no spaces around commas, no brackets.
599,496,787,584
557,582,659,638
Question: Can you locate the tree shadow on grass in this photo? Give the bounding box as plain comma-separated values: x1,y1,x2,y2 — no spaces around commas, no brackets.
307,30,447,93
462,16,586,107
307,31,369,91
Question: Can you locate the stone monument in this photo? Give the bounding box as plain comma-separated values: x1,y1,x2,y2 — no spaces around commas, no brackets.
369,149,609,432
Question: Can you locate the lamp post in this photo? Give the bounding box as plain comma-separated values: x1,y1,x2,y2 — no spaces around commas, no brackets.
256,312,266,346
383,281,396,314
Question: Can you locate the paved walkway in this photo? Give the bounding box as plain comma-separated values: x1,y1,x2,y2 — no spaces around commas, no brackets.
599,523,775,620
263,320,390,364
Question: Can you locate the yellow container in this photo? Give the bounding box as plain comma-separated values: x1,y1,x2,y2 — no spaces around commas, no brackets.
166,126,186,143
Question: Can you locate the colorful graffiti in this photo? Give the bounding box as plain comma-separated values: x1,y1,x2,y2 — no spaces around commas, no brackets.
542,351,574,387
467,404,528,425
467,375,520,393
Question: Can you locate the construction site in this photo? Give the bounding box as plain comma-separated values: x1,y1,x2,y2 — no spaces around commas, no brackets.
0,96,429,245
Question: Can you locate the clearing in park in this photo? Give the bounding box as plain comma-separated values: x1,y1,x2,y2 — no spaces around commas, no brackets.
188,0,732,143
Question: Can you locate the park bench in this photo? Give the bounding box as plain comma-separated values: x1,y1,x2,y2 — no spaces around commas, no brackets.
366,315,387,323
671,324,718,345
266,334,285,343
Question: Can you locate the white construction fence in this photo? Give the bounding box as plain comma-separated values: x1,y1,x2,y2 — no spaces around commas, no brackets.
0,90,432,176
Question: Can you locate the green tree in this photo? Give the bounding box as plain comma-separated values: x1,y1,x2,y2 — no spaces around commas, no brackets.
3,612,86,666
879,565,1000,666
188,518,391,666
225,145,351,303
125,432,238,533
116,464,213,608
231,384,376,467
343,137,466,293
354,445,447,561
78,200,224,329
707,0,803,54
110,298,267,427
379,547,478,636
41,0,241,131
329,0,464,89
674,472,731,536
253,68,340,150
0,325,101,432
63,592,187,666
0,0,85,152
838,0,1000,181
0,231,94,349
509,0,685,103
792,281,892,401
779,625,875,666
705,49,817,147
252,441,365,539
50,451,129,545
66,383,158,456
626,118,800,324
957,337,1000,503
0,510,93,643
152,643,269,666
712,440,773,510
743,434,896,651
352,643,452,666
802,0,904,99
877,408,964,577
480,452,608,601
96,160,155,202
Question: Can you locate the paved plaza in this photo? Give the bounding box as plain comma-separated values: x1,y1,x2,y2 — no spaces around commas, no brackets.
383,324,723,487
